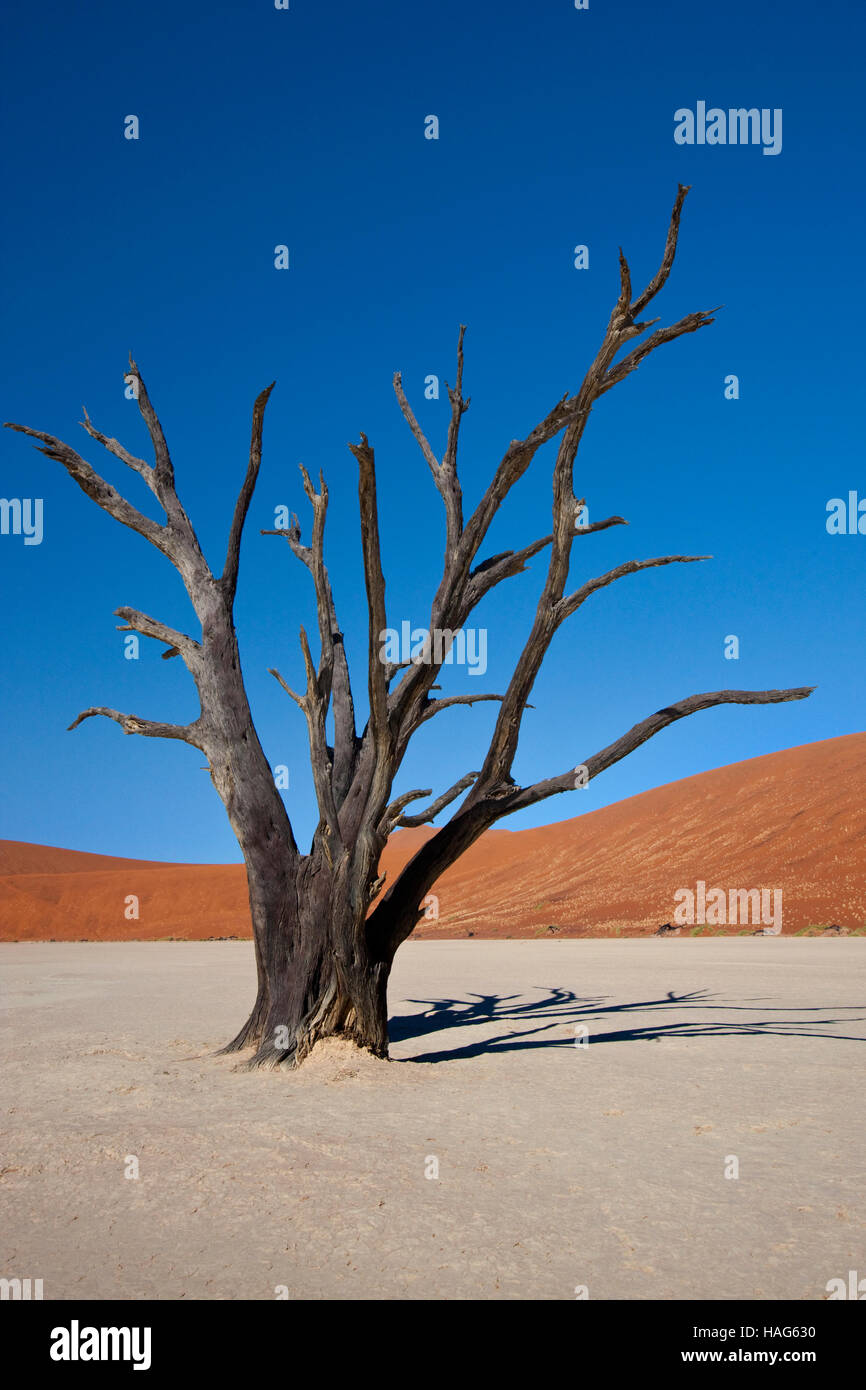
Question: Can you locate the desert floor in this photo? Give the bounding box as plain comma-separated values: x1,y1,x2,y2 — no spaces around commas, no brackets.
1,940,863,1300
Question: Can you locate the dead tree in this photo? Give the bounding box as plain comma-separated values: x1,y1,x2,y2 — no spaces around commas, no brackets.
5,186,812,1067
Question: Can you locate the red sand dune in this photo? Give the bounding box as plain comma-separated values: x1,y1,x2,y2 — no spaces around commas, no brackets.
1,734,864,941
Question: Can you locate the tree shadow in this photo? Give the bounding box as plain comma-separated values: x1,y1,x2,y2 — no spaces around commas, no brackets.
388,986,866,1063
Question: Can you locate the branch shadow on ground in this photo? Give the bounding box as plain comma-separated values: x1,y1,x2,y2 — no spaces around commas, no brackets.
388,986,866,1063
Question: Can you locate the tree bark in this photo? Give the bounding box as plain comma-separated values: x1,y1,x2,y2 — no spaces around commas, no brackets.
223,847,392,1067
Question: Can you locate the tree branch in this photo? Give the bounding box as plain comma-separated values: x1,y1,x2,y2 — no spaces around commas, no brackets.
573,514,629,537
381,787,433,828
396,772,479,827
127,357,175,499
269,667,304,709
393,374,440,479
465,535,554,608
367,684,815,958
79,408,153,485
3,422,170,554
557,553,710,622
415,692,506,728
298,625,343,847
456,188,716,806
114,606,200,666
349,433,391,772
393,325,467,544
8,360,300,868
67,705,205,747
440,324,468,536
630,182,690,316
222,382,275,602
600,309,720,396
386,192,707,754
499,687,817,813
263,473,358,803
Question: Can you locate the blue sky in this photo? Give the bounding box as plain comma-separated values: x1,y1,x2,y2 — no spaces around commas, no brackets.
1,0,863,862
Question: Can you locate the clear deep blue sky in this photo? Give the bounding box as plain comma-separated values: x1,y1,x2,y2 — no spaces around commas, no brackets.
1,0,863,862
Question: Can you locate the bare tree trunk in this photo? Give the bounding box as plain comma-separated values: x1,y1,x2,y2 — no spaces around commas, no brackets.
190,593,389,1065
223,846,391,1067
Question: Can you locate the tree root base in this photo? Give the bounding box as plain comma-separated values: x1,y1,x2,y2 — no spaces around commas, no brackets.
222,1031,390,1073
